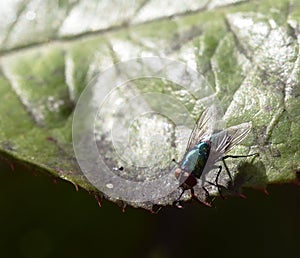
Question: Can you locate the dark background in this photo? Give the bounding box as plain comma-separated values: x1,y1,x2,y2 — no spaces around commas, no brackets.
1,159,299,258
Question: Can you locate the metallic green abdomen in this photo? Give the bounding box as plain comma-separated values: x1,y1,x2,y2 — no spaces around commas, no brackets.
181,142,210,178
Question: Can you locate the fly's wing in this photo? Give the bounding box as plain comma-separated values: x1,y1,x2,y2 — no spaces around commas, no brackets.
185,105,217,151
198,122,252,187
210,122,252,155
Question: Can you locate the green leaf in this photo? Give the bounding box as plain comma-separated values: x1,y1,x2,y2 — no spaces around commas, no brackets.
0,0,299,211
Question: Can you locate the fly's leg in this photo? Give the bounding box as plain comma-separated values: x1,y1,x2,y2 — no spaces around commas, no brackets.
202,186,210,199
173,188,185,209
217,153,259,196
223,153,259,160
205,165,226,199
190,188,211,207
207,153,259,198
202,186,215,204
222,153,259,183
174,187,212,208
172,158,185,208
215,165,226,199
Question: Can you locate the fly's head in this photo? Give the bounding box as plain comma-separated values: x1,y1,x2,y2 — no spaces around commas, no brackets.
174,168,197,190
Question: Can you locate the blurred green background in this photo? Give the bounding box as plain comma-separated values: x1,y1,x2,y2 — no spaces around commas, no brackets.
1,159,299,258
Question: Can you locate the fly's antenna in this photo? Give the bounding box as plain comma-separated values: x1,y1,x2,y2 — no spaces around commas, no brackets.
172,158,180,166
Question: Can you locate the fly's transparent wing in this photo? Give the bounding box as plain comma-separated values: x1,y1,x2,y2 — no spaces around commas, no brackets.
211,122,252,155
223,122,252,153
186,105,217,151
199,122,252,188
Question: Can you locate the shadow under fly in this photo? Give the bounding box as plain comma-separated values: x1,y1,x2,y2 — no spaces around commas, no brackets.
173,105,258,208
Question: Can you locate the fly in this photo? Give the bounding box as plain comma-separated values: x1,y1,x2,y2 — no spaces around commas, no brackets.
173,106,258,208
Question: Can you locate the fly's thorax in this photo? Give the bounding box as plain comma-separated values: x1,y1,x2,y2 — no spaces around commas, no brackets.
180,141,211,178
196,141,211,156
174,141,211,189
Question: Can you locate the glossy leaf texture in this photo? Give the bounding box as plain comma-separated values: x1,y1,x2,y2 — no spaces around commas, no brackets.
0,0,299,210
